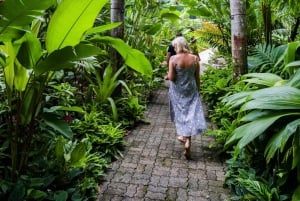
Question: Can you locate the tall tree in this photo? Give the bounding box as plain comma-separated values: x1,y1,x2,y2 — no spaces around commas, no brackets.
110,0,125,72
230,0,247,80
261,0,272,45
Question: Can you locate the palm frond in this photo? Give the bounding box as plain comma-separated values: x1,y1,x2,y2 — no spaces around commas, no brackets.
248,43,286,74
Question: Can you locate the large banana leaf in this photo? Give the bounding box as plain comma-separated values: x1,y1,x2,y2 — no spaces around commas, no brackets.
46,0,108,53
92,36,153,77
35,43,101,76
14,60,29,91
83,22,122,38
1,42,15,91
16,32,42,69
0,0,55,40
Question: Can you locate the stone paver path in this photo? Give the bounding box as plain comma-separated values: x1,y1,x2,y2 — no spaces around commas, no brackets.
97,88,230,201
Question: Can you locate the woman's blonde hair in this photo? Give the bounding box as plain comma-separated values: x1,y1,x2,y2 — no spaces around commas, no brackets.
172,36,190,53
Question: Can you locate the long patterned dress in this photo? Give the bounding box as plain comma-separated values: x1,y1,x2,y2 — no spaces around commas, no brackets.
169,56,207,137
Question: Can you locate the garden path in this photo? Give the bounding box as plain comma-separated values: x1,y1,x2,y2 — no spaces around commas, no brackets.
97,87,230,201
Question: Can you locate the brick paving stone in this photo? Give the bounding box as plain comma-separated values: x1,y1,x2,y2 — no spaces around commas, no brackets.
149,175,160,186
145,191,165,200
134,184,147,198
168,177,188,188
125,184,137,197
165,187,177,201
97,89,231,201
176,188,188,201
158,176,169,187
188,177,199,189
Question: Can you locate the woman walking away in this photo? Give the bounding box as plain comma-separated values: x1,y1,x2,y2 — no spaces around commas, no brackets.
164,36,207,159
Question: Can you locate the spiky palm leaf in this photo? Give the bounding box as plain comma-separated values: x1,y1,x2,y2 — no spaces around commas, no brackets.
248,43,287,74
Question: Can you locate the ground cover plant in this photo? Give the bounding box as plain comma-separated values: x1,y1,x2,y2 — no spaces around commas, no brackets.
1,0,300,200
0,0,155,200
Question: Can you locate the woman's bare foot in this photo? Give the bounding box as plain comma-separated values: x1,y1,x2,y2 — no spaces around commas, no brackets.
177,136,186,143
184,138,191,159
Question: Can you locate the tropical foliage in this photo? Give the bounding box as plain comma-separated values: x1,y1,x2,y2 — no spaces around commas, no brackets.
0,0,300,200
0,0,155,200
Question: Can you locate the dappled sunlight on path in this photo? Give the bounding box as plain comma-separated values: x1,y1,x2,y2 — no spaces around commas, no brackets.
97,88,230,201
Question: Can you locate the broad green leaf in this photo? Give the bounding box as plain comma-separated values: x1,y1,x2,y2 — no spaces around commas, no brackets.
43,113,73,139
241,97,300,111
16,32,42,69
223,91,252,109
0,28,24,42
292,136,300,169
286,60,300,68
225,114,284,150
35,43,101,75
108,97,118,121
2,42,15,91
70,141,87,165
284,41,300,65
55,136,66,161
46,0,108,52
53,191,68,201
8,183,25,201
292,186,300,201
284,41,300,75
47,106,85,113
250,86,300,100
14,60,29,91
29,175,55,188
216,78,228,89
83,22,122,38
0,0,55,33
160,10,181,21
240,110,272,122
265,119,300,162
27,189,47,200
288,69,300,88
242,73,283,87
93,36,152,77
188,7,211,17
20,86,37,124
140,23,162,35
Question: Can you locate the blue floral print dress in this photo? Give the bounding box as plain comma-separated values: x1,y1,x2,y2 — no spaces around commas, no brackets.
169,56,207,137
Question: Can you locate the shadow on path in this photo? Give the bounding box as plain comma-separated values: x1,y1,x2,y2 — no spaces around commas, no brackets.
97,88,230,201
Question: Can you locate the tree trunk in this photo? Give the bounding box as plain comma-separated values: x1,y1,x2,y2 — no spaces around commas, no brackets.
230,0,247,80
289,17,300,42
262,2,272,45
110,0,125,72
